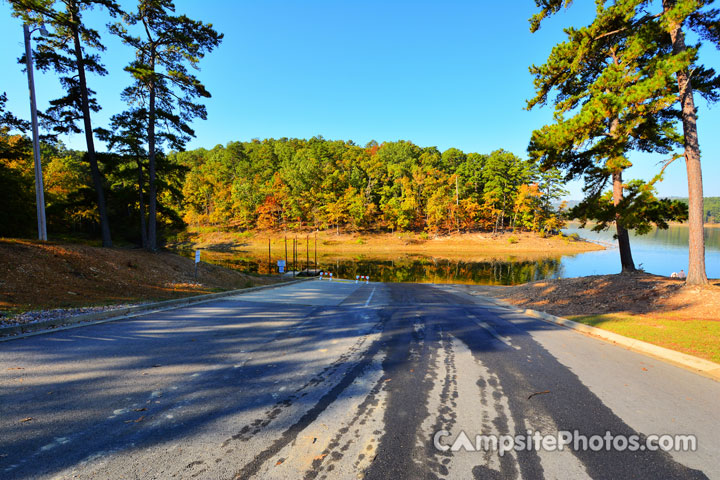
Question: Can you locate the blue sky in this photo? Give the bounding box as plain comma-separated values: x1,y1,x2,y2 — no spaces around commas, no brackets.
1,0,718,199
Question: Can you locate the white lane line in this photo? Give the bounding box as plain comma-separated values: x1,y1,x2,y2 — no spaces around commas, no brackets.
364,287,376,307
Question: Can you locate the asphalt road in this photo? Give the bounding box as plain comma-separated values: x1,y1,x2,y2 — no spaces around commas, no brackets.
1,280,718,479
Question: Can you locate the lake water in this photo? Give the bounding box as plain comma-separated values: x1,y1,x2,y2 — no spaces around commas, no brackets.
560,224,720,279
188,225,720,285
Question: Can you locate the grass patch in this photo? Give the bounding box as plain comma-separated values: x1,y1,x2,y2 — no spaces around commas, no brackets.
569,313,720,364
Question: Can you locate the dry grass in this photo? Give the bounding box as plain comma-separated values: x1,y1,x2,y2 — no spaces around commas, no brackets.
0,238,281,314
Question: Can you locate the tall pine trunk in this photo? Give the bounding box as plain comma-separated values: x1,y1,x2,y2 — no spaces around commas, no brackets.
608,117,635,272
147,51,158,251
137,159,148,249
663,0,708,285
613,170,636,272
70,4,112,247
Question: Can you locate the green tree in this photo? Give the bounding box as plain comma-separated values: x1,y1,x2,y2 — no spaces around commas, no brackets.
10,0,121,247
96,109,149,247
531,0,720,281
112,0,222,250
660,0,720,284
536,168,568,233
527,0,690,271
571,180,688,238
456,152,486,203
482,150,528,233
0,93,35,237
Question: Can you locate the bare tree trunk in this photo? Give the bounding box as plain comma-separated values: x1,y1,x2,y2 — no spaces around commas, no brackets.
613,170,636,272
70,4,111,247
455,175,460,233
137,159,148,249
664,0,708,285
500,194,506,233
147,50,158,251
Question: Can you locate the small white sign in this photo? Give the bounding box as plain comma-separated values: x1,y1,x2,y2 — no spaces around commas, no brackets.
195,250,201,263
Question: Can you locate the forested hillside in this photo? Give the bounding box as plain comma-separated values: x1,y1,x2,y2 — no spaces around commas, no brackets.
1,134,570,243
174,137,568,235
0,137,185,243
674,197,720,224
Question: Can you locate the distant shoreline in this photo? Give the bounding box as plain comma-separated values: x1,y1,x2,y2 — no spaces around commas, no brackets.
175,229,605,261
566,221,719,229
666,222,720,228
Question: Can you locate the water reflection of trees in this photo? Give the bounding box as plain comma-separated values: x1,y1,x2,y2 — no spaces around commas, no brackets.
646,226,720,250
328,257,562,285
568,224,720,251
178,250,564,285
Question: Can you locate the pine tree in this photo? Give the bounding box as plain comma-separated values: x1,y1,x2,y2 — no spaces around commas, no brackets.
660,0,720,284
112,0,222,250
527,0,690,272
531,0,720,280
482,150,528,233
10,0,121,247
96,109,149,247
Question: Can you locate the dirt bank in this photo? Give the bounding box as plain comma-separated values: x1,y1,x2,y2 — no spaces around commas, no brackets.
0,239,280,316
456,272,720,320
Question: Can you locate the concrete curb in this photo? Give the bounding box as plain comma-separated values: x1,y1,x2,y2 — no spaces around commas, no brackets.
0,278,312,342
472,294,720,383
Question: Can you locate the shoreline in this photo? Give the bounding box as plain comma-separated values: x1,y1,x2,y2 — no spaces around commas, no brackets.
175,229,605,259
566,220,720,229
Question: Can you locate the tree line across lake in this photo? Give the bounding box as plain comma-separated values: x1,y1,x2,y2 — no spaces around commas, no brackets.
0,132,570,242
677,197,720,224
178,138,569,236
